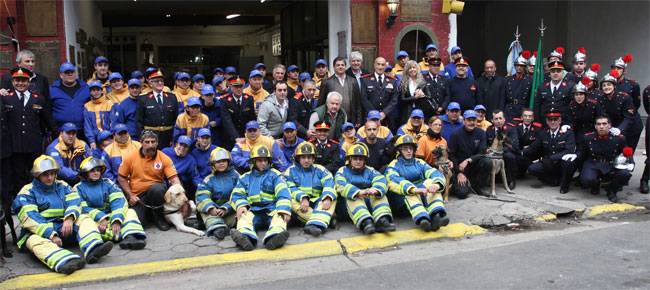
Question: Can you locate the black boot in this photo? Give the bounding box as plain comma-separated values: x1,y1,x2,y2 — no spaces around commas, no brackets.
214,228,227,240
58,258,86,274
606,190,618,203
430,215,442,231
303,224,322,237
119,235,146,250
86,242,113,264
590,185,600,195
640,180,649,194
418,218,431,232
375,216,396,232
265,231,289,250
360,218,375,235
230,229,254,251
153,210,170,231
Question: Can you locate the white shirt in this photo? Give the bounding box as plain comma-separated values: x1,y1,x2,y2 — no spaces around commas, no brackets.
550,128,560,138
277,98,288,119
375,73,384,83
337,75,346,87
551,82,560,94
409,79,417,96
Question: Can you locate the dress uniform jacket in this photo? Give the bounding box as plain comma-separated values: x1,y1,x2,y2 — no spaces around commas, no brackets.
566,99,603,146
360,73,399,119
533,81,575,123
597,92,642,138
503,75,532,120
523,128,575,162
616,78,641,109
423,71,449,112
309,138,343,174
2,90,57,153
288,92,316,139
219,93,256,143
135,91,179,148
577,132,626,173
516,122,542,149
1,72,51,113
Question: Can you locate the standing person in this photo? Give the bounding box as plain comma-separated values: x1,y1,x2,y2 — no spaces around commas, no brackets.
398,60,435,125
611,55,641,109
136,69,179,149
253,63,271,89
360,57,399,129
503,53,533,121
191,74,206,95
84,80,117,150
476,60,505,117
288,79,317,140
172,72,200,112
45,123,91,186
418,44,444,72
474,104,493,131
598,70,642,152
220,76,256,150
243,70,270,111
258,81,290,139
115,79,142,139
173,96,209,143
317,57,363,127
423,57,449,115
447,57,482,112
198,84,222,146
533,61,575,123
87,56,111,94
105,72,129,104
346,51,370,90
50,62,90,141
569,47,588,82
101,124,141,182
640,85,650,193
312,59,330,100
286,65,300,92
392,51,409,77
444,46,474,79
1,50,51,112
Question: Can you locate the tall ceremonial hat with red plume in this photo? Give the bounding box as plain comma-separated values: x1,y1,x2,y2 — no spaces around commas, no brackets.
515,50,530,65
527,51,537,66
573,47,587,63
602,69,620,84
585,63,600,80
613,54,633,69
572,78,588,94
548,46,565,61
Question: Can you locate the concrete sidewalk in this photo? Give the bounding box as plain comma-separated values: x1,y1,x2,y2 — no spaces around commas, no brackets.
0,155,648,286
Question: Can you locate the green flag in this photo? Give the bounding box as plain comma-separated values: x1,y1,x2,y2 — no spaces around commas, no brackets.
529,36,544,108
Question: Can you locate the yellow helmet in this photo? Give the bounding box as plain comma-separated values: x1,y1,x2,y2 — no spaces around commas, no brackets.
294,142,316,160
78,157,107,177
395,135,417,150
249,144,272,163
31,155,61,177
209,147,231,165
346,142,369,159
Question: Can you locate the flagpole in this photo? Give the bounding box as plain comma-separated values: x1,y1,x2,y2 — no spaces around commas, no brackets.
529,19,546,109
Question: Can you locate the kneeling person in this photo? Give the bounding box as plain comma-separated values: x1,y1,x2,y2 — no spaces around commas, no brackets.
284,142,337,237
76,157,146,249
230,144,292,251
336,143,395,234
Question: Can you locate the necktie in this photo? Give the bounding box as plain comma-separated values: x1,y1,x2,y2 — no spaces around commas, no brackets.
552,133,556,140
236,98,241,107
524,126,529,135
551,86,556,95
156,94,163,108
379,75,383,84
18,92,24,106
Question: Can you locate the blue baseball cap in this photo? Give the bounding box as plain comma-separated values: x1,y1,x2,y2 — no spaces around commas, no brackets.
61,123,77,132
192,74,205,82
177,135,192,146
342,122,354,132
186,96,202,107
108,72,123,82
367,110,381,120
225,66,237,74
213,67,224,74
246,120,259,130
201,84,215,95
197,128,211,137
254,63,266,70
410,109,424,118
112,123,128,134
447,102,461,110
299,72,312,81
426,44,438,51
212,76,224,86
60,62,75,72
131,70,143,79
287,65,299,72
97,130,113,142
249,70,263,79
451,46,462,54
283,122,297,131
463,110,478,119
176,72,190,80
127,78,142,87
397,51,409,59
89,80,103,89
94,56,109,64
315,59,327,67
385,63,393,71
473,104,487,112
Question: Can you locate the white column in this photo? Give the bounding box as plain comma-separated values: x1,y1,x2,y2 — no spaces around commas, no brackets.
447,14,457,57
328,0,351,70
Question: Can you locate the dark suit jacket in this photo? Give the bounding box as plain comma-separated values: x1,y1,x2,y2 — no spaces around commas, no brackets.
317,74,363,125
346,67,370,90
1,90,57,154
2,72,51,113
476,73,506,117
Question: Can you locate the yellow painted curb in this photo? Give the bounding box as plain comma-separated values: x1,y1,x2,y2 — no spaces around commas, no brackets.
585,203,646,217
340,223,486,253
534,213,557,222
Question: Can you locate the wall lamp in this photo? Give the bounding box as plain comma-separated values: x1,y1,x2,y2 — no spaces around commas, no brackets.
386,0,400,29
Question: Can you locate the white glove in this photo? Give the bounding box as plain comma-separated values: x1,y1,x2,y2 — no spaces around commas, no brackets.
562,154,577,162
560,125,571,133
610,127,621,136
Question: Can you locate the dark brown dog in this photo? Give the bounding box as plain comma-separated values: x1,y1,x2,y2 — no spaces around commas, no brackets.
431,144,453,203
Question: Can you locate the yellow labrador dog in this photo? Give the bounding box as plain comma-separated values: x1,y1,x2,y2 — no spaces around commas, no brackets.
164,184,204,236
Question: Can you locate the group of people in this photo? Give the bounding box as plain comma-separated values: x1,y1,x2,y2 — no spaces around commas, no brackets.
1,44,647,274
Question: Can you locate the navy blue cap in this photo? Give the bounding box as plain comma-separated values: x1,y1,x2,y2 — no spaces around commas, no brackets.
287,65,299,72
249,70,263,78
97,130,113,142
201,84,215,95
89,80,103,89
112,123,128,134
254,63,266,70
225,66,236,74
315,59,327,67
246,120,259,130
177,135,192,146
176,72,190,80
94,56,109,64
463,110,478,119
342,122,354,132
410,109,424,118
299,72,311,81
108,72,123,82
426,44,438,51
128,78,142,87
60,62,75,73
397,51,409,58
473,104,487,112
447,102,461,110
212,76,225,86
451,46,462,54
283,122,297,131
385,63,393,71
192,74,205,82
61,123,77,132
186,96,202,107
197,128,211,137
131,70,143,79
367,110,381,120
213,67,224,74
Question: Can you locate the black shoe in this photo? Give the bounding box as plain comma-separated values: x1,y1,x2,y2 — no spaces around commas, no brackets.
119,235,145,250
508,181,516,190
360,218,375,235
474,187,491,197
606,191,618,203
438,212,450,227
265,231,289,250
430,215,442,231
590,186,600,195
214,228,227,240
418,219,431,232
86,242,113,264
328,216,338,229
154,216,170,231
375,216,396,232
303,225,322,237
230,229,254,251
559,186,569,194
552,179,560,187
58,258,85,274
641,180,649,194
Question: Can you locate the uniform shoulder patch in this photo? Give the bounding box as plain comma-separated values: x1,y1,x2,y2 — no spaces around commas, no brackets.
294,92,303,99
386,75,397,81
361,74,372,78
585,132,595,136
329,139,339,144
308,138,316,142
220,93,231,99
532,122,542,128
588,99,597,104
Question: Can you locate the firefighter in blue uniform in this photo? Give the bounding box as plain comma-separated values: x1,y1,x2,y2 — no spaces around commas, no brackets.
135,69,179,149
191,128,217,179
219,76,256,150
576,115,631,202
611,55,641,109
115,78,142,139
598,70,642,152
284,142,337,237
360,57,399,128
335,143,395,234
198,84,222,146
515,108,541,177
485,110,519,189
309,121,343,174
503,54,532,121
522,108,576,193
533,61,575,124
423,57,449,115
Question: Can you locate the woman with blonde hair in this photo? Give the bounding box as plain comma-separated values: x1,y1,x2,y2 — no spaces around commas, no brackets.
398,60,436,125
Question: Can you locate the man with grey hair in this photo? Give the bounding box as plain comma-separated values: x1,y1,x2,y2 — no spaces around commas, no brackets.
1,50,51,109
310,91,347,141
289,79,318,139
346,51,370,90
264,64,296,100
318,56,362,127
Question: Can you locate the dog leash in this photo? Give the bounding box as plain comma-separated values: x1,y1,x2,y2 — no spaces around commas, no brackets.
136,200,181,215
